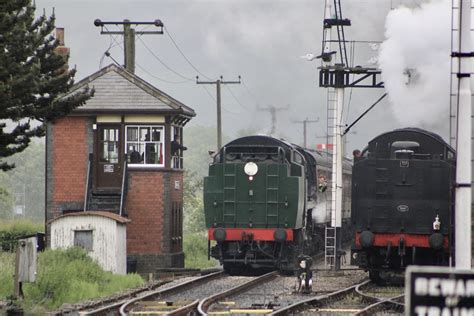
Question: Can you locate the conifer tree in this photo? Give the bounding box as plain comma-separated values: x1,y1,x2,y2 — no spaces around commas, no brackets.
0,0,93,171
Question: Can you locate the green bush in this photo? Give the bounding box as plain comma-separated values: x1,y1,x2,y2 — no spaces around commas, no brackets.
20,247,144,310
0,252,14,298
183,232,218,269
0,219,43,252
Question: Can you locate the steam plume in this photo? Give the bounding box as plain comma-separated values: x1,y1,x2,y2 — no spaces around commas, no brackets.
378,0,450,134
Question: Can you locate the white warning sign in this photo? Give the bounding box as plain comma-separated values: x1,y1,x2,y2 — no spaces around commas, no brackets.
406,266,474,316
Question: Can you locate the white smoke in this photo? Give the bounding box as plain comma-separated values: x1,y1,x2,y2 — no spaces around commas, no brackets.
312,197,329,224
378,0,450,133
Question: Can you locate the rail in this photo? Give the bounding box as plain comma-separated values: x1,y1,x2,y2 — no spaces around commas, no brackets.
83,153,93,211
119,154,128,216
119,271,225,315
355,294,405,315
197,271,279,315
270,279,371,315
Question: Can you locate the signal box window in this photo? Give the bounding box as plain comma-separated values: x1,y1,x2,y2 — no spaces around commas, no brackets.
126,126,164,167
171,126,185,169
99,128,119,163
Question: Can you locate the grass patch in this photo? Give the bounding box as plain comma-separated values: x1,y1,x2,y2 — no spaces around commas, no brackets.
183,232,219,269
0,252,14,298
0,219,43,232
0,247,144,312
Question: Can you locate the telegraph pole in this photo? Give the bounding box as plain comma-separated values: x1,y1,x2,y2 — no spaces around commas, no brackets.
94,19,164,73
257,105,289,135
293,118,319,148
196,76,241,149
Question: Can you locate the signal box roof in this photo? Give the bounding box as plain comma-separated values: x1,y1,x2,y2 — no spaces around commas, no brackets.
63,64,195,117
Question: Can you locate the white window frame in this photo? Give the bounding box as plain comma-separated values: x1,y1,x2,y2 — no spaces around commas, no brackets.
125,125,165,168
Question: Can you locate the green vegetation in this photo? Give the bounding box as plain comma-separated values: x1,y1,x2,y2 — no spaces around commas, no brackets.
0,251,14,298
0,219,43,252
183,172,218,269
184,125,220,178
0,247,144,312
183,232,218,269
0,142,45,221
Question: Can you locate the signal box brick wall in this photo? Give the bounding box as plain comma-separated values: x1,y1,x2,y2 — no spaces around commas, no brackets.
125,170,184,273
46,117,92,239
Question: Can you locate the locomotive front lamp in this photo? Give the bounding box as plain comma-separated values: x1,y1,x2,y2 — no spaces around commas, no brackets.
244,162,258,181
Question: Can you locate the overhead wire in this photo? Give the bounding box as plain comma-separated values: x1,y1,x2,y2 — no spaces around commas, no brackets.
164,25,213,80
241,80,261,108
103,43,191,84
201,86,240,115
201,85,216,102
137,36,193,81
162,25,251,112
224,85,249,110
99,26,124,69
135,63,191,84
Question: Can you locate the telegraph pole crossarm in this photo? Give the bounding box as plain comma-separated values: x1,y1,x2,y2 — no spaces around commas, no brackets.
257,105,289,135
94,19,164,34
94,18,164,74
292,117,320,149
196,76,241,150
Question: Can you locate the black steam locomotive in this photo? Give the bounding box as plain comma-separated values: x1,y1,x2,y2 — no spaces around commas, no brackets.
350,128,455,281
204,135,352,273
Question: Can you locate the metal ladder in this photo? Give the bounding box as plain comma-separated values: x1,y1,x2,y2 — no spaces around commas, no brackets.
325,226,336,267
265,164,280,226
324,87,337,268
325,87,337,223
223,164,236,225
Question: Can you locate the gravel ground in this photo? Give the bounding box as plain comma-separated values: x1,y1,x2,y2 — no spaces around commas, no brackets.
208,269,368,313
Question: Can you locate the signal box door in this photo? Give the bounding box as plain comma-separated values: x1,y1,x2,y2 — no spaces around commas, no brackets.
94,125,123,191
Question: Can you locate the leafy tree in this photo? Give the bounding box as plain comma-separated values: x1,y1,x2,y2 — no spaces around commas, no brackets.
0,0,92,171
183,171,205,233
0,141,44,221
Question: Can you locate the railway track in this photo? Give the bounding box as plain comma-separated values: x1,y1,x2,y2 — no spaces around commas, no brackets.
120,271,279,315
270,279,405,315
79,267,398,315
76,249,392,316
198,269,368,315
77,271,224,315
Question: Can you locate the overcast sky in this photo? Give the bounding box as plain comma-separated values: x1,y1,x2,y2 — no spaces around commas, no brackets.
35,0,449,153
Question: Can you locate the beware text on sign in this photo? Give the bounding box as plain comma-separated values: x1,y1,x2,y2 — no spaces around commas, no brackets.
406,266,474,316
